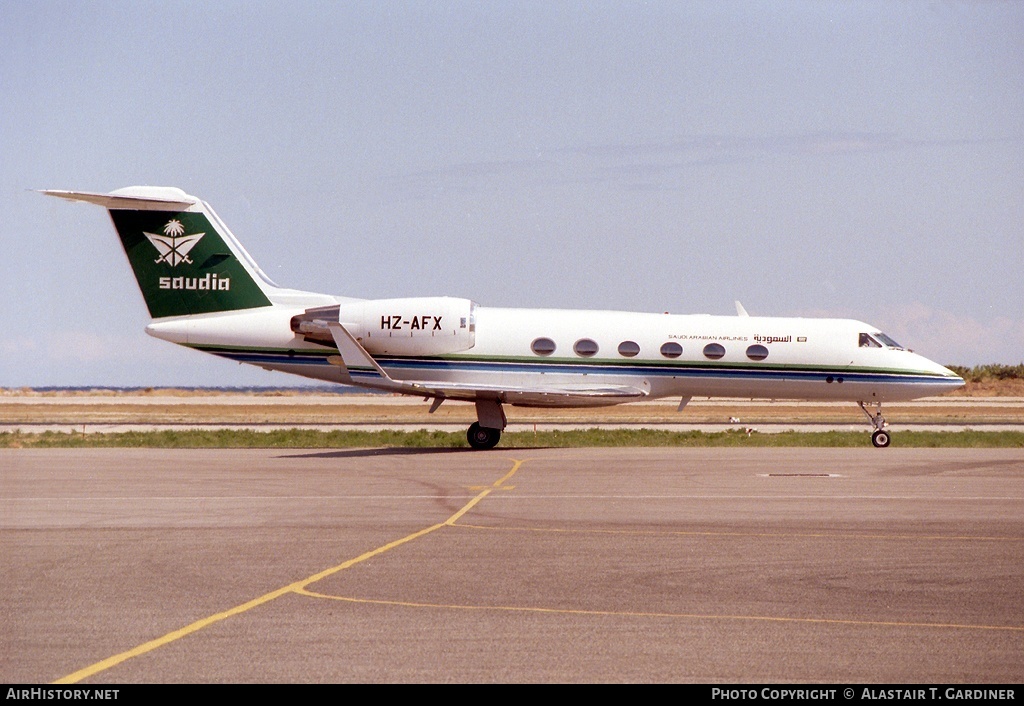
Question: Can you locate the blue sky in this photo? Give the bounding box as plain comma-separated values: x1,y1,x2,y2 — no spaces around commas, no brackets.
2,1,1021,386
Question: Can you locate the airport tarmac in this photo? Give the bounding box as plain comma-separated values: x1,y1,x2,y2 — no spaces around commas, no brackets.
3,394,1023,434
3,447,1023,683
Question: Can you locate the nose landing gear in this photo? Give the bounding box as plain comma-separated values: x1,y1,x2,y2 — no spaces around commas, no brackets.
858,401,891,447
871,429,891,448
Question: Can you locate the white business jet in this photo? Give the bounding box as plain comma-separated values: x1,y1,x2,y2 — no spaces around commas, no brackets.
45,187,964,449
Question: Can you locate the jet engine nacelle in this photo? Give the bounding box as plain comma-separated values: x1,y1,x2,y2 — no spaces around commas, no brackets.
336,297,477,356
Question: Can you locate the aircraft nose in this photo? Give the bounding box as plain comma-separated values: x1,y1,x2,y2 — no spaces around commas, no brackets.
943,369,966,388
942,366,965,381
925,359,965,390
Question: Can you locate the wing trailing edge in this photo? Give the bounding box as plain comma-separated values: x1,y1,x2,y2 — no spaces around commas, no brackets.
326,322,648,404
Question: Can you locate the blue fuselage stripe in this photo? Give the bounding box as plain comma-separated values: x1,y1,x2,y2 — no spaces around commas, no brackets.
203,349,956,387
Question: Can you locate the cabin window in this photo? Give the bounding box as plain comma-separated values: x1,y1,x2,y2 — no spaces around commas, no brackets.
574,338,599,357
660,342,682,358
618,340,640,357
859,333,882,348
703,343,726,360
531,337,557,356
746,344,769,361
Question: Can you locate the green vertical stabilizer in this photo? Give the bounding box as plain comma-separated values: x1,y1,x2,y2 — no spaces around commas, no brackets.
109,209,273,318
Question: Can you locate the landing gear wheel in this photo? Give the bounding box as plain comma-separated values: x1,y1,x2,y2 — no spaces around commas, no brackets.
467,422,501,450
859,402,891,448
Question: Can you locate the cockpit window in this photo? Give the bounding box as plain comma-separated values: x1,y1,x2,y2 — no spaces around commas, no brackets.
859,333,882,348
874,332,903,348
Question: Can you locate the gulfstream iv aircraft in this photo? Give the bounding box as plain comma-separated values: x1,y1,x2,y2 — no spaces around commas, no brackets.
46,186,964,449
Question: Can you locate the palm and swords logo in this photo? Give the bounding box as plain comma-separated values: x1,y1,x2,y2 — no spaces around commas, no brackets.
144,219,205,267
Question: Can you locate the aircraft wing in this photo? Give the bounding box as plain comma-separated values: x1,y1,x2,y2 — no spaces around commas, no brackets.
393,379,649,402
326,322,648,404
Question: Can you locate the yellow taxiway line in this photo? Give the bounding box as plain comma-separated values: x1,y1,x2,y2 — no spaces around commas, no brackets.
54,459,526,684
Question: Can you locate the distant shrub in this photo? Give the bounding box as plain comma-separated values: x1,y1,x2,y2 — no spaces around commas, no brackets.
947,364,1024,383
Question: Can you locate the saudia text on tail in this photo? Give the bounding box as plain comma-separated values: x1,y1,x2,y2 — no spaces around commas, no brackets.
158,272,230,291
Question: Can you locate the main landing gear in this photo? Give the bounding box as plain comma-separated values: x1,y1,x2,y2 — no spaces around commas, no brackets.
467,422,501,450
858,401,891,448
466,399,507,450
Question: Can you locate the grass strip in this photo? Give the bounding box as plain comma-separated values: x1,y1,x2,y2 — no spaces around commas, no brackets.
2,429,1023,448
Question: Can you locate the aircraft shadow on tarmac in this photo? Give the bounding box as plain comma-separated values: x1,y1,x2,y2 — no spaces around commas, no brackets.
275,446,551,459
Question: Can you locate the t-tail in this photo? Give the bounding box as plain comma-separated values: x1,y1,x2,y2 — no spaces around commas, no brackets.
43,186,278,318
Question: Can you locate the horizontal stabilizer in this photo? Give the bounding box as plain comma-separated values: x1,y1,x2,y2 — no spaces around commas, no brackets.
41,188,196,211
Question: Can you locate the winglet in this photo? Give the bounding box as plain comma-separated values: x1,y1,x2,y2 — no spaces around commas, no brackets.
735,300,749,317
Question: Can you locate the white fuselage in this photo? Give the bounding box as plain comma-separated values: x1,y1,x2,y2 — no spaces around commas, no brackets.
147,303,963,406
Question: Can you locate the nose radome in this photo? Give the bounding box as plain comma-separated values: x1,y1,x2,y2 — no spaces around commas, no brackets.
918,356,965,388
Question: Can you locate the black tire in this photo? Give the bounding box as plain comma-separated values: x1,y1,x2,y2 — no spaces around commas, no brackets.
467,422,501,450
871,430,891,448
